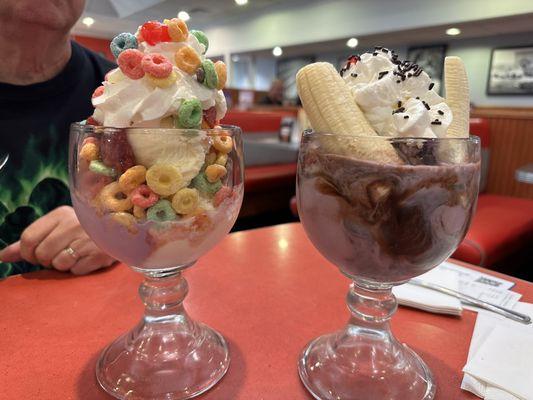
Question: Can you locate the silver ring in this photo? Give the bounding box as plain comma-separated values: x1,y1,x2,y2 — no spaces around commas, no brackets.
64,246,79,260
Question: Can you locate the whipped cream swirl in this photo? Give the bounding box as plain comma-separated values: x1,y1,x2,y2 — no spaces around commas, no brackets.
341,49,452,138
92,33,227,128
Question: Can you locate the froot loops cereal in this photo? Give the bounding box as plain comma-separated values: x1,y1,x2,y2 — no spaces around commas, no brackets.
146,164,183,196
201,60,218,90
100,182,133,212
118,49,145,80
131,185,159,208
172,188,200,215
214,61,227,90
175,46,202,75
177,98,202,129
147,199,177,222
76,14,241,266
119,165,147,192
142,53,173,78
190,30,209,53
110,32,138,58
166,18,189,42
146,71,179,88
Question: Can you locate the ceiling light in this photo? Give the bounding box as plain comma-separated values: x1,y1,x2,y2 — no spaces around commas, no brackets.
178,11,190,21
446,27,461,36
232,55,240,62
272,46,283,57
235,0,248,5
82,17,95,27
346,37,358,48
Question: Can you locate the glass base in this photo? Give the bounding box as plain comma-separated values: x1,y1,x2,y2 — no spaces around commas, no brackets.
96,318,229,400
96,269,229,400
298,329,435,400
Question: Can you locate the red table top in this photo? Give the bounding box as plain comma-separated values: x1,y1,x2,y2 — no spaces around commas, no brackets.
1,223,532,400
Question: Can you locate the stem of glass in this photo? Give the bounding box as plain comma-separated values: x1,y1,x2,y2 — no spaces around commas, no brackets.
138,271,193,326
346,281,397,338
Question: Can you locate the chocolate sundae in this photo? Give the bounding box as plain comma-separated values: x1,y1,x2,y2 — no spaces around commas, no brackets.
296,49,480,283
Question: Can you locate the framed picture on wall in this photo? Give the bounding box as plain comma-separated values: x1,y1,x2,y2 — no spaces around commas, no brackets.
487,46,533,95
277,57,314,101
406,45,447,95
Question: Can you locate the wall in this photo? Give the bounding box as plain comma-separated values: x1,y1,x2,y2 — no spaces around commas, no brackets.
247,34,533,107
447,33,533,107
472,108,533,199
254,56,277,91
72,35,114,61
203,0,533,55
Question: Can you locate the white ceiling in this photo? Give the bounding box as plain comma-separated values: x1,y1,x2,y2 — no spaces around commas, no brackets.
242,13,533,59
74,0,533,56
82,0,293,27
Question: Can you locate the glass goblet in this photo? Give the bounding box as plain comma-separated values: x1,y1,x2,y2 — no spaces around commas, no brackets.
69,124,244,400
297,131,480,400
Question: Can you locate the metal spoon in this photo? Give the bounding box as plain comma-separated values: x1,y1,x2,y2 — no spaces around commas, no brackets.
409,278,532,325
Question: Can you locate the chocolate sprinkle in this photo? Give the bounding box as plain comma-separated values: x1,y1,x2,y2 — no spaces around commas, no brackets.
404,115,409,119
438,110,444,115
396,80,401,83
373,52,378,56
378,71,389,80
392,107,406,114
340,55,360,76
428,82,435,90
422,101,430,110
397,101,402,107
431,121,442,125
351,73,358,78
416,96,420,100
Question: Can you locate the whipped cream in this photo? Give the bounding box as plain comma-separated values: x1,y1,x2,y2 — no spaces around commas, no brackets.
342,49,452,138
92,34,227,128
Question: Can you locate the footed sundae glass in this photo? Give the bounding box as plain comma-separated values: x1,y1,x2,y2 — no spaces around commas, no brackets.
69,123,243,399
297,131,480,400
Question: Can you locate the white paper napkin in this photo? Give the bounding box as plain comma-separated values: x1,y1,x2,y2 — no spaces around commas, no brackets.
393,266,462,315
462,302,533,400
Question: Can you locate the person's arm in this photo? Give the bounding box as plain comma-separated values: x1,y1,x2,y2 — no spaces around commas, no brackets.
0,206,115,275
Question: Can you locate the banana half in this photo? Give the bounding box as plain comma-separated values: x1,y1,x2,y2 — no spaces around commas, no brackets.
444,56,470,138
296,62,402,163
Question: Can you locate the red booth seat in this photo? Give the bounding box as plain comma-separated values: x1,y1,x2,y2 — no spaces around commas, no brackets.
221,110,295,133
245,163,297,192
453,194,533,267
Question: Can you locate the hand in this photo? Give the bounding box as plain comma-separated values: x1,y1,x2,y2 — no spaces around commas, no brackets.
0,206,115,275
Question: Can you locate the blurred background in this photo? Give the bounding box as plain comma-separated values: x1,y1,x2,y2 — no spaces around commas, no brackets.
74,0,533,108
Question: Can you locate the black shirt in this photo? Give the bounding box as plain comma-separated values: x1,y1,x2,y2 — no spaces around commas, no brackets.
0,41,115,276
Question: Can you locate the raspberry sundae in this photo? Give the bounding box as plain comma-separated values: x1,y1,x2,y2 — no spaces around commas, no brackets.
70,17,242,269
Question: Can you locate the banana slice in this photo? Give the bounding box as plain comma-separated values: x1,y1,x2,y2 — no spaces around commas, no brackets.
296,62,401,163
296,63,374,136
444,57,469,138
